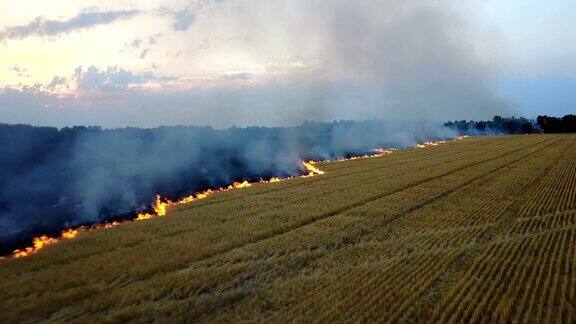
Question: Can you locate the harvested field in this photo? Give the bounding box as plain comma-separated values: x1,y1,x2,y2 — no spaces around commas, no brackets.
1,135,575,322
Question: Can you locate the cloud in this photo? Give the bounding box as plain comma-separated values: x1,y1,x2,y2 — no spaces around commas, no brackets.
222,72,253,81
130,38,143,49
172,0,227,32
173,9,196,31
8,65,32,78
0,1,515,128
0,10,140,40
140,49,150,59
148,34,161,45
46,76,67,92
0,80,346,128
71,66,168,92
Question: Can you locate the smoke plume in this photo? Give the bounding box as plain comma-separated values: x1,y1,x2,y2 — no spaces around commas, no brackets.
0,121,455,253
0,0,511,253
0,0,512,128
204,0,512,123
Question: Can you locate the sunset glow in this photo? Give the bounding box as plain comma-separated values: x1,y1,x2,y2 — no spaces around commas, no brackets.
1,0,575,127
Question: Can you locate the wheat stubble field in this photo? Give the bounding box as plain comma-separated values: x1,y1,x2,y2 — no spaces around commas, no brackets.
1,135,575,322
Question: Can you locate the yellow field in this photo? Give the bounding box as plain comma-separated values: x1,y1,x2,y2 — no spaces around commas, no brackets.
1,135,575,322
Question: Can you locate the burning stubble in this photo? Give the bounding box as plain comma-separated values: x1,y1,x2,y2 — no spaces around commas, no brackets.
3,140,452,260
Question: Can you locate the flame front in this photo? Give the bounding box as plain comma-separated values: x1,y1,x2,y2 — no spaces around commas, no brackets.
4,138,456,261
11,231,78,258
416,140,447,148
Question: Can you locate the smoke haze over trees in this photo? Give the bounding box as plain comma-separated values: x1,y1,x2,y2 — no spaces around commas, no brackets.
444,116,537,135
3,112,571,253
0,120,455,254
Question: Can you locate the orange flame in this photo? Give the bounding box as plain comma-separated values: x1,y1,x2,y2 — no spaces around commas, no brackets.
135,182,252,222
229,180,252,189
153,195,169,216
33,236,57,250
104,221,120,228
136,195,169,220
61,229,78,239
317,148,396,163
176,189,213,204
303,161,325,175
10,229,82,258
136,212,154,221
416,140,448,149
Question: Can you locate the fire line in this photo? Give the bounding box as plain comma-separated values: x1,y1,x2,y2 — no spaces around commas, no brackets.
1,139,458,261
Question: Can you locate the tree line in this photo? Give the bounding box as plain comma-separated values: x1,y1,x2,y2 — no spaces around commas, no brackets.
444,114,576,135
536,115,576,133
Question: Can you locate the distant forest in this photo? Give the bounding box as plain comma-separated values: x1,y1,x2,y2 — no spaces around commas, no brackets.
444,114,576,135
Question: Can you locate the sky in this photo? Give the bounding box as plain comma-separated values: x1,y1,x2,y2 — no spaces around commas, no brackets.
0,0,574,128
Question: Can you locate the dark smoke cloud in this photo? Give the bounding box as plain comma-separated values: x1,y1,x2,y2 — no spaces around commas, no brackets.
0,121,455,253
0,1,510,253
0,10,140,40
241,0,513,121
319,1,511,120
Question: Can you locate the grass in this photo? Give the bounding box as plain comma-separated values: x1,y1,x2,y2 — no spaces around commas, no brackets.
0,134,575,322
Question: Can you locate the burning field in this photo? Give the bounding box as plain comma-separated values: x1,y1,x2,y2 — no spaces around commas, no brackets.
0,120,455,256
1,134,576,322
5,160,327,259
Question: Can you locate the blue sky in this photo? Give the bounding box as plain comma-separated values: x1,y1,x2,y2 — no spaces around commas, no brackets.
0,0,574,127
498,77,576,118
477,0,576,69
468,0,576,117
